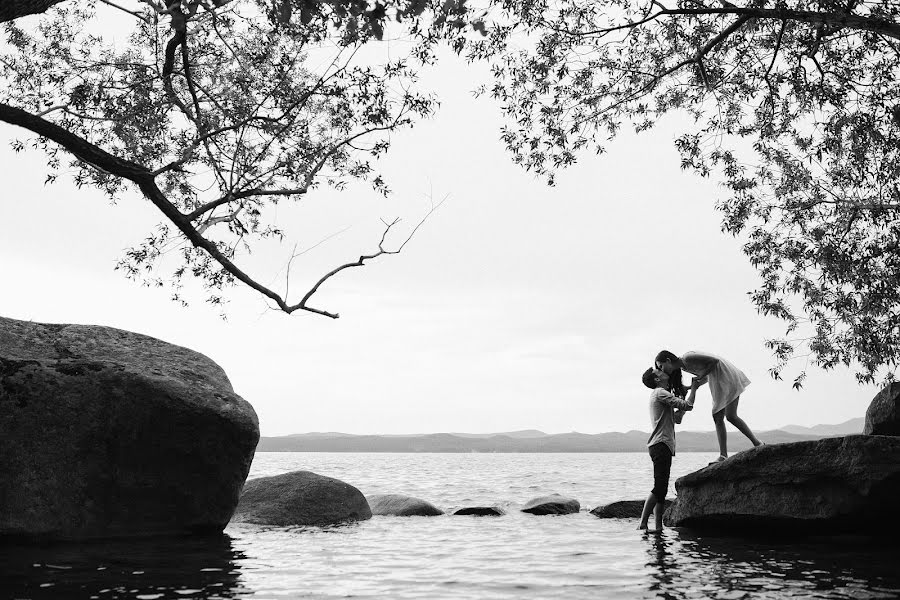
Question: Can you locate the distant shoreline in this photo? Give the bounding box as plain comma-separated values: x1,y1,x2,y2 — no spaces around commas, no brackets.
256,420,864,453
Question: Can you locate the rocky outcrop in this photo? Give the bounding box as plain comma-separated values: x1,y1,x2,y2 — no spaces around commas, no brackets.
864,383,900,436
367,494,443,516
454,506,505,516
233,471,371,526
521,494,580,515
0,316,259,541
590,499,673,519
666,436,900,533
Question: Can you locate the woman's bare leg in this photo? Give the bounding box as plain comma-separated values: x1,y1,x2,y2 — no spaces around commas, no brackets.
725,398,762,447
713,408,728,457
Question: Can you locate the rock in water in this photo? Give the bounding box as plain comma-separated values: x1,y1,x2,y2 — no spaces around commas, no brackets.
590,499,673,519
368,494,443,516
233,471,371,526
0,316,259,541
666,436,900,533
864,383,900,436
454,506,505,516
521,494,580,515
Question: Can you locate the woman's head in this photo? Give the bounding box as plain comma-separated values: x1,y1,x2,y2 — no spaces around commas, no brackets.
655,350,679,374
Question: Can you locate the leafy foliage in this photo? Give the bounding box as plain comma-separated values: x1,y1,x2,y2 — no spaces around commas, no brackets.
466,0,900,384
0,0,471,316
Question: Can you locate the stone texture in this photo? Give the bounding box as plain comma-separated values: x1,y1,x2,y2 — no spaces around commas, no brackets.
590,499,673,519
233,471,371,526
367,494,443,516
453,506,505,516
666,436,900,533
521,494,580,515
864,383,900,436
0,315,259,541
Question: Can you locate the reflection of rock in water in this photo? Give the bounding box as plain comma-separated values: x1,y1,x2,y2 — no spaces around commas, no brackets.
0,533,248,599
642,530,900,600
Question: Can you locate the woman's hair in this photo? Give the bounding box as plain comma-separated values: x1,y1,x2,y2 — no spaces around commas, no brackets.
652,350,688,398
655,350,679,366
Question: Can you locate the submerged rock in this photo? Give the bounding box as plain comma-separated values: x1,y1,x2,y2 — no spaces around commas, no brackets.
590,499,673,519
666,436,900,533
0,316,259,542
368,494,443,516
864,383,900,436
454,506,505,516
521,494,580,515
233,471,371,526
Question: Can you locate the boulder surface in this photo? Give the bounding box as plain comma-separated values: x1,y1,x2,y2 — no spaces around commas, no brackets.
590,499,673,519
864,383,900,436
368,494,443,516
666,436,900,533
233,471,372,526
0,316,259,541
521,494,580,515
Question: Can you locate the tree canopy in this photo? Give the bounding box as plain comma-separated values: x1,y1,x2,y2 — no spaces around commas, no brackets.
465,0,900,384
0,0,473,317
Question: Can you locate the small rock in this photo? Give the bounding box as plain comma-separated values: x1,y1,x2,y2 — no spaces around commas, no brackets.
521,493,580,515
590,499,673,519
864,383,900,436
233,471,371,526
454,506,505,516
368,494,443,516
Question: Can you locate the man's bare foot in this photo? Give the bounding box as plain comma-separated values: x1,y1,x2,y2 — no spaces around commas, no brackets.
638,522,648,530
645,527,663,534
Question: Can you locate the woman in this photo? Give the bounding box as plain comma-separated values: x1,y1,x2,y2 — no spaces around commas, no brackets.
655,350,762,462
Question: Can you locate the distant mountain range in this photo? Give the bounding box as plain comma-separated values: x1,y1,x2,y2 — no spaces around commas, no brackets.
257,418,866,453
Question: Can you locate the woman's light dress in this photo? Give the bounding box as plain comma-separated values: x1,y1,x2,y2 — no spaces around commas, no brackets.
680,351,750,414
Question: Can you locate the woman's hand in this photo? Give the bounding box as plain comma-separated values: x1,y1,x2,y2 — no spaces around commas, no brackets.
692,376,708,388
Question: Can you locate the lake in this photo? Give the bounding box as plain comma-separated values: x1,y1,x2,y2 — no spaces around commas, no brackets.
3,452,899,599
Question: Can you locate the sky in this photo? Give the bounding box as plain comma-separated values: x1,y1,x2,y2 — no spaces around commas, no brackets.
0,6,879,436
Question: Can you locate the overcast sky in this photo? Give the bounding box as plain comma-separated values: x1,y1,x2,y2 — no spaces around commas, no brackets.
0,9,878,436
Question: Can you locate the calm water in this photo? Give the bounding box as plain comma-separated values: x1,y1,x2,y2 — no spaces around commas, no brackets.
3,452,899,599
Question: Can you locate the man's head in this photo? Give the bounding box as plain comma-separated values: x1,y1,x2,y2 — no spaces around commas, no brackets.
642,366,669,389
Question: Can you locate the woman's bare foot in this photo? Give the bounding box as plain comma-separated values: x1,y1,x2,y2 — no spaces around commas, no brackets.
638,522,648,530
708,455,727,465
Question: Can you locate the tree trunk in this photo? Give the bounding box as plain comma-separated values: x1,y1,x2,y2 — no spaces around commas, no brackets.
0,0,67,22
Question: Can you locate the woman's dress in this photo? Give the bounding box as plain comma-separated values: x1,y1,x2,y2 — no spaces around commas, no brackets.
680,351,750,414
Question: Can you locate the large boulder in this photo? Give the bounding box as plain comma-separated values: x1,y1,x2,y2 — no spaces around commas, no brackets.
0,316,259,541
666,436,900,533
367,494,443,516
864,383,900,436
590,499,673,519
233,471,371,526
521,494,580,515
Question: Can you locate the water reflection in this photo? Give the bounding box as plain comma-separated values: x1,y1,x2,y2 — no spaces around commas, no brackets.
0,534,248,600
643,530,900,600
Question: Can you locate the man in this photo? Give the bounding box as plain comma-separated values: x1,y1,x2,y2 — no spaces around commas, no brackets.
638,367,705,532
